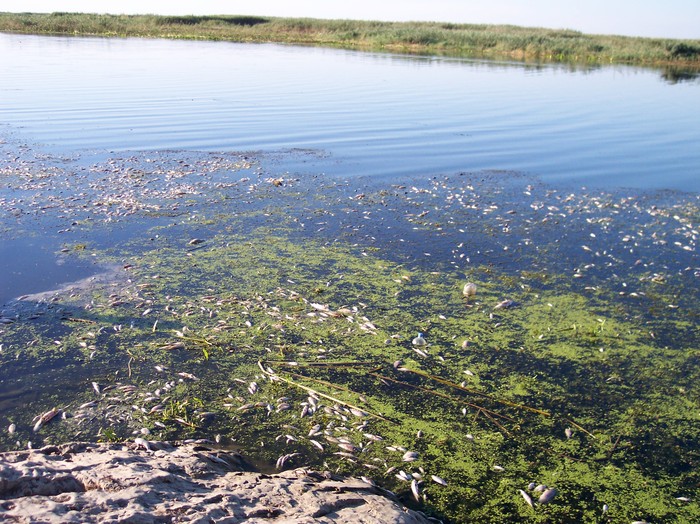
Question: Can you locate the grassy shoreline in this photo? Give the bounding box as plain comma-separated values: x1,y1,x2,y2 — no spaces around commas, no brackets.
1,11,699,67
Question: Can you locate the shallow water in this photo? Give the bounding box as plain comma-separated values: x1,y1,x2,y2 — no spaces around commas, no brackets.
0,237,101,306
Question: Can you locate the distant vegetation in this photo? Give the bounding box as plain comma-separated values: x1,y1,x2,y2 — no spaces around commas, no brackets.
1,11,699,67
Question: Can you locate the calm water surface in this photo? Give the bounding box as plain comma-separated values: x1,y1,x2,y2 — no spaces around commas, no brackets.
1,32,699,192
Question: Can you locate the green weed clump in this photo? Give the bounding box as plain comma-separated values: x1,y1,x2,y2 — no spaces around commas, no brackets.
0,12,699,67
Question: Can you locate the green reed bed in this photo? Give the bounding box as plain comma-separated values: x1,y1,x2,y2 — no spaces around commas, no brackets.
1,11,699,67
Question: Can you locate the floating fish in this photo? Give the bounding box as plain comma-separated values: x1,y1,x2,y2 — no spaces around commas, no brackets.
413,347,429,358
411,479,421,502
494,299,515,310
431,475,448,486
538,487,558,504
402,451,419,462
518,489,533,508
32,408,60,433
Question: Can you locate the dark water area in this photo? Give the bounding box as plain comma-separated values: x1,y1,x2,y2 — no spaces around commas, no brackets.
0,237,101,306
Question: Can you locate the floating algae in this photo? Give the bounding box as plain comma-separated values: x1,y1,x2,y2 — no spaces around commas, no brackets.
0,143,698,523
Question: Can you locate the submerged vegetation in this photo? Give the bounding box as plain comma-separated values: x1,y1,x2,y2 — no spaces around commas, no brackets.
0,138,698,522
1,11,700,67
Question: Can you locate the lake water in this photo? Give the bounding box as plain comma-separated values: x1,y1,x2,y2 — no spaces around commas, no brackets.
1,32,699,522
0,32,699,304
1,32,699,193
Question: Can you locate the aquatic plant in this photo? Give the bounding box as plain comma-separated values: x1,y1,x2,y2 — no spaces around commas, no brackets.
0,145,697,522
0,12,699,67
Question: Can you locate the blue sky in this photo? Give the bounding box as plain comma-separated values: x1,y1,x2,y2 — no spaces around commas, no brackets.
2,0,698,39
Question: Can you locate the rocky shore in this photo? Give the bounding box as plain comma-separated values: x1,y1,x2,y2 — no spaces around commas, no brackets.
0,441,434,523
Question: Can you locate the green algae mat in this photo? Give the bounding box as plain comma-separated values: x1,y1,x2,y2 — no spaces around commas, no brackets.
1,143,698,523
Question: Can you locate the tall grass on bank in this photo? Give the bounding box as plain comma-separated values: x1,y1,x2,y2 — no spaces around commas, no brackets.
1,11,699,67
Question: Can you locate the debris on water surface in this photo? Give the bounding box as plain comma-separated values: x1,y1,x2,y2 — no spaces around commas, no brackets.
411,333,427,346
463,282,477,303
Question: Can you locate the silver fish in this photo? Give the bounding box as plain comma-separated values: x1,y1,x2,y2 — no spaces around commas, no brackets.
410,479,421,502
538,488,558,504
431,475,448,486
518,489,533,508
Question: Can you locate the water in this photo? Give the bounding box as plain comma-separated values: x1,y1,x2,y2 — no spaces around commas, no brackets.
1,33,699,193
0,33,698,522
0,32,699,303
0,238,101,305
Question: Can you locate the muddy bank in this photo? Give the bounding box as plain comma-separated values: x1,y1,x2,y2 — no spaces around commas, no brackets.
0,440,433,523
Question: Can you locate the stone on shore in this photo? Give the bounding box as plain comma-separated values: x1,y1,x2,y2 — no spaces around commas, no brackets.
0,441,433,523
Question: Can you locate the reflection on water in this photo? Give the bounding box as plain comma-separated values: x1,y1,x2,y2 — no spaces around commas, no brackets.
660,66,700,84
0,238,101,306
0,33,699,192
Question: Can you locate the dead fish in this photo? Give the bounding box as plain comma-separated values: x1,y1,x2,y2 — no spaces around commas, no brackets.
338,442,358,453
494,299,515,310
92,382,101,395
309,439,324,451
33,408,61,433
360,476,376,487
134,437,152,451
333,452,358,460
402,451,419,462
410,479,421,502
395,470,412,482
538,488,558,504
8,423,16,435
518,489,534,508
431,475,448,486
188,238,204,245
276,452,300,470
413,347,429,358
159,342,186,351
